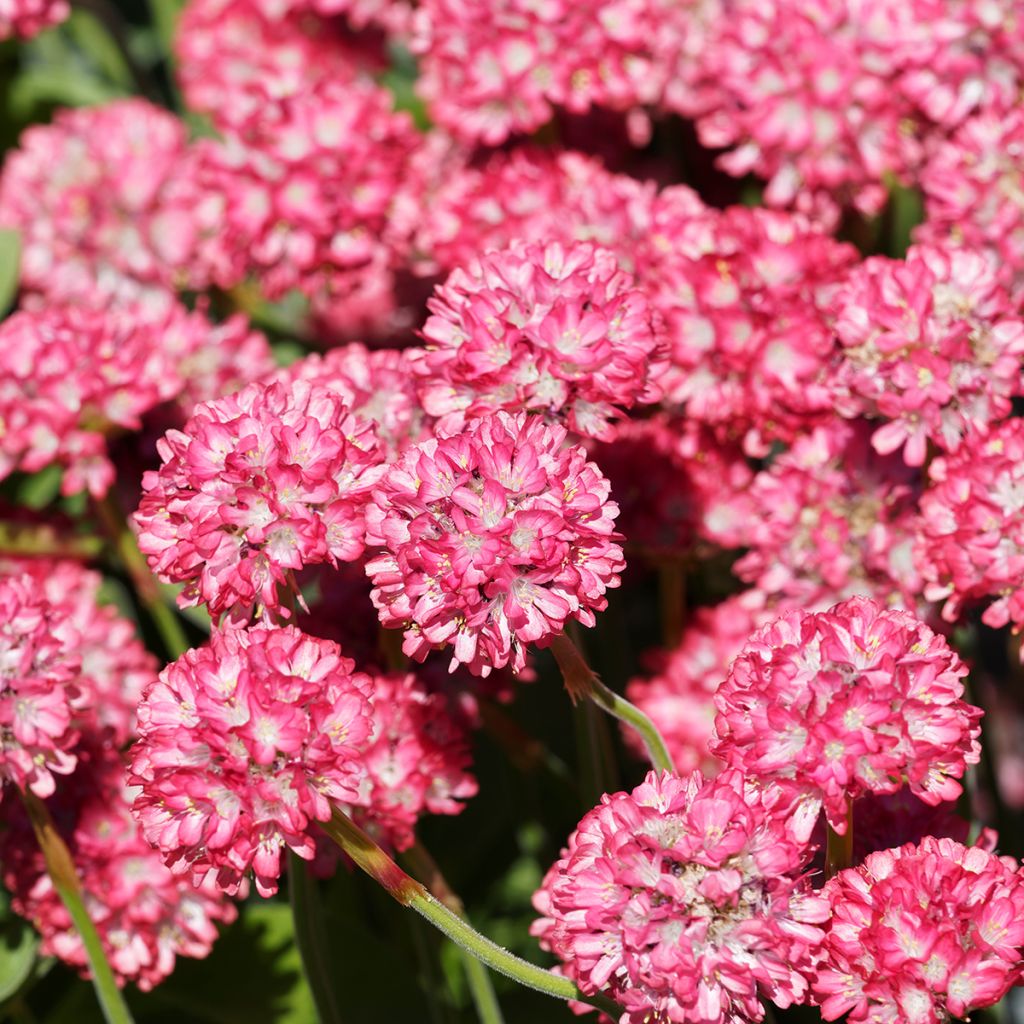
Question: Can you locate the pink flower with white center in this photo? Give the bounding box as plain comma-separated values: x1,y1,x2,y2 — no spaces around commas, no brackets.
1,743,236,990
813,837,1024,1023
532,769,827,1024
832,244,1024,466
0,99,193,305
0,574,81,798
915,419,1024,632
642,205,858,455
411,240,664,440
364,412,624,677
0,0,66,37
129,625,373,897
134,379,386,625
711,597,982,832
734,421,924,608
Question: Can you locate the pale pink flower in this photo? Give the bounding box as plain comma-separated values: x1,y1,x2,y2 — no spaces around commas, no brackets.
0,0,67,38
130,625,373,897
532,769,827,1024
364,412,624,676
712,597,982,831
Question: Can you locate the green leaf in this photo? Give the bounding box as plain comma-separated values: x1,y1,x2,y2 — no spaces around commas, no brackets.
0,895,39,1004
0,228,20,317
8,66,123,116
15,466,63,510
65,11,134,89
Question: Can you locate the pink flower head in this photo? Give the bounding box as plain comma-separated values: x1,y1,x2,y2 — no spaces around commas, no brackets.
412,240,664,440
916,418,1024,631
832,243,1024,465
134,379,387,625
0,0,67,37
813,837,1024,1023
364,412,624,676
532,769,827,1024
712,597,982,831
0,100,193,305
1,743,236,990
129,625,373,896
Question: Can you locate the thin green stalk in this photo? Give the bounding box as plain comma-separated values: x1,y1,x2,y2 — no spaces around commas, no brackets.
549,633,675,774
21,792,134,1024
319,810,621,1020
402,842,505,1024
288,851,343,1024
825,804,854,879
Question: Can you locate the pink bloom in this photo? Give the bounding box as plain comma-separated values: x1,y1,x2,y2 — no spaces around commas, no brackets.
364,412,624,676
411,240,664,440
134,380,386,625
712,597,982,831
832,244,1024,465
532,769,827,1024
0,0,67,38
130,625,373,897
813,837,1024,1023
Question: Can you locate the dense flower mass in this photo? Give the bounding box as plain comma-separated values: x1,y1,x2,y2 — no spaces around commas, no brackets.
411,240,664,439
130,625,373,896
712,597,982,830
364,412,624,676
813,837,1024,1023
832,244,1024,465
134,380,386,624
0,0,67,38
916,418,1024,631
532,769,827,1024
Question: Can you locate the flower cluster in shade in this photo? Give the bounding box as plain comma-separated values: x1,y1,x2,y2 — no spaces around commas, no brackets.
832,243,1024,466
532,769,827,1024
813,837,1024,1023
364,412,624,677
0,0,66,38
0,743,235,990
411,240,664,441
0,302,271,498
915,417,1024,632
134,380,386,625
711,597,983,831
129,625,374,897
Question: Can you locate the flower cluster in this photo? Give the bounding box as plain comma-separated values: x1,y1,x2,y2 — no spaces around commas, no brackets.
0,0,66,38
712,597,982,830
411,240,664,440
364,412,624,676
814,837,1024,1023
532,769,827,1024
130,625,373,896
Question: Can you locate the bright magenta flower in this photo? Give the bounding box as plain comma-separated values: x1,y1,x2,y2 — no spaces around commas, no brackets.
130,625,373,897
134,380,386,625
364,412,624,676
712,597,982,831
411,240,664,440
813,837,1024,1023
0,0,67,38
532,769,827,1024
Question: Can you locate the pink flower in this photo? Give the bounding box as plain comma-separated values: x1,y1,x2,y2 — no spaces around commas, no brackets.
0,0,67,38
134,380,387,625
813,837,1024,1023
532,769,827,1024
832,243,1024,465
364,412,624,676
129,625,373,897
712,596,982,831
411,240,664,440
915,419,1024,631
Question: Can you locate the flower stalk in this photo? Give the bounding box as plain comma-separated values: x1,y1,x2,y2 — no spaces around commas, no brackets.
825,803,854,879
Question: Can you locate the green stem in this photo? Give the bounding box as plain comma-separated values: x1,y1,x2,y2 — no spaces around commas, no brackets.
92,492,189,659
288,852,344,1024
402,842,505,1024
549,633,675,775
21,792,134,1024
825,804,854,879
319,810,621,1020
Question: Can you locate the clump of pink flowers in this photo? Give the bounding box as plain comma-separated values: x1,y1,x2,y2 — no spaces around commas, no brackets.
0,0,67,38
712,596,982,831
364,412,624,676
532,769,827,1024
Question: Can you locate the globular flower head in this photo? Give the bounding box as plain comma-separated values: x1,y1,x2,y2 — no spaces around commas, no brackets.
364,412,624,676
712,597,982,831
813,837,1024,1023
532,769,827,1024
134,379,387,625
130,625,373,897
0,0,67,38
412,240,664,440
